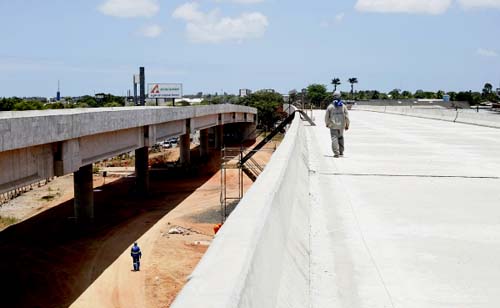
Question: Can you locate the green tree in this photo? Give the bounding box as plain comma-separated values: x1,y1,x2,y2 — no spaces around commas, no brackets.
348,78,358,99
480,83,498,102
456,91,482,104
0,97,20,111
12,100,45,111
49,102,66,109
201,96,224,105
356,91,368,100
401,90,413,99
331,78,341,92
306,84,328,108
239,91,284,129
446,92,457,101
371,90,381,99
483,83,493,95
78,95,98,107
103,102,123,107
389,89,401,99
414,89,425,99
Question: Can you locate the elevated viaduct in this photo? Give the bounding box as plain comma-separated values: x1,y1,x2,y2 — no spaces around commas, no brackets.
0,105,257,221
172,106,500,307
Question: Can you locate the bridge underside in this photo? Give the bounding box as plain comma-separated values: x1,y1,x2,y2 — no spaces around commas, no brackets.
173,109,500,307
1,107,256,222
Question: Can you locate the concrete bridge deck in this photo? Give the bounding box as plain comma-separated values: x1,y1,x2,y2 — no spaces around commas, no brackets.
172,109,500,307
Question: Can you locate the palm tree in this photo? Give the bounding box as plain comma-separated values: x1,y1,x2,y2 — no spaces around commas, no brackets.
348,78,358,99
331,78,341,92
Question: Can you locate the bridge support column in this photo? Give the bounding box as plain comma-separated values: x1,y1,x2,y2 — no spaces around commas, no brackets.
180,119,191,165
180,134,190,165
242,123,257,142
74,164,94,222
215,125,224,149
135,147,149,195
199,129,209,159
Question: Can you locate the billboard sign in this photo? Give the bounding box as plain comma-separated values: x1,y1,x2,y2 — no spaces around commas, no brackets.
148,83,183,98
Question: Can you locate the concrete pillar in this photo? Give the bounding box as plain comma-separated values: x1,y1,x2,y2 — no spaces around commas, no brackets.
135,147,149,195
180,119,191,165
180,133,191,165
74,164,94,222
242,123,257,142
199,129,209,158
215,125,224,149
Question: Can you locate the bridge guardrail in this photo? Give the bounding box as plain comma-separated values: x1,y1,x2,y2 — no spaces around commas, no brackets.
353,105,500,129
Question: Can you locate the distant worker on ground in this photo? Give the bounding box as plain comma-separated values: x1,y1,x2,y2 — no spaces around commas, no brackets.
131,242,142,271
325,92,350,158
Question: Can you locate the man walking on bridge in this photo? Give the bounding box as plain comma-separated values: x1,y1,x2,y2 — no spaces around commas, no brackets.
325,92,350,158
131,242,142,271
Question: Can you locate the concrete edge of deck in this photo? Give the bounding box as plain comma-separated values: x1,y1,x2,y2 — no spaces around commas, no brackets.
0,104,257,152
171,115,311,308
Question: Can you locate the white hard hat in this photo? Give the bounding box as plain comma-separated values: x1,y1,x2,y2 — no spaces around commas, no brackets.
333,92,341,98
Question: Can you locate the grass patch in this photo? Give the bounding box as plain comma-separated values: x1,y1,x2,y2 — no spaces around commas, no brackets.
41,195,56,201
0,216,19,228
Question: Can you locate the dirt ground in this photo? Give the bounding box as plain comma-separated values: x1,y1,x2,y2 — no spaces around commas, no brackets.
0,139,278,308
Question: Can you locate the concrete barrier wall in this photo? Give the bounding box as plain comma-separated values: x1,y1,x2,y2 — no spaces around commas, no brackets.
353,105,500,128
171,115,310,308
455,111,500,128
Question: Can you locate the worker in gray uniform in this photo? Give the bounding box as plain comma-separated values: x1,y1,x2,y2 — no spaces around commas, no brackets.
324,92,350,158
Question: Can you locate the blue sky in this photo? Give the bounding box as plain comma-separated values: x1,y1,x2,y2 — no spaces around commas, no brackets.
0,0,499,97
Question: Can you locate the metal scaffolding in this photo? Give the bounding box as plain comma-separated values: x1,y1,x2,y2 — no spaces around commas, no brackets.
220,147,244,223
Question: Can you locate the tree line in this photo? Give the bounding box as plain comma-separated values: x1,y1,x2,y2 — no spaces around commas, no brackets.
2,81,498,128
300,79,499,108
0,94,125,111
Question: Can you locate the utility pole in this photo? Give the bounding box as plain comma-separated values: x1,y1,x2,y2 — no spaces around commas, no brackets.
133,74,138,106
139,67,145,106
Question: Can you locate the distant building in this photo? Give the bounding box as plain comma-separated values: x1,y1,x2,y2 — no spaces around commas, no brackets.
260,89,276,93
239,89,252,97
496,88,500,97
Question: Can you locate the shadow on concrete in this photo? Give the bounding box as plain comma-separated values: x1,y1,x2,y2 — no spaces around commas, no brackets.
0,150,221,308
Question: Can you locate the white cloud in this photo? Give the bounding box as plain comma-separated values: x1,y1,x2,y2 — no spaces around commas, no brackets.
320,20,329,28
477,48,498,57
173,3,268,43
335,12,345,23
459,0,500,10
137,25,163,38
320,13,345,28
98,0,159,18
355,0,452,15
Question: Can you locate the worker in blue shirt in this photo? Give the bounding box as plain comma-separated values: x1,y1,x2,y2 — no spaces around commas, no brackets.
131,242,142,271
